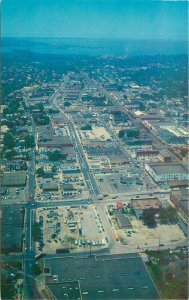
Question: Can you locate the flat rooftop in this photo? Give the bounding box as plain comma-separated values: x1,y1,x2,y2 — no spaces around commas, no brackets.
2,171,27,186
45,253,159,300
148,163,188,175
1,205,24,252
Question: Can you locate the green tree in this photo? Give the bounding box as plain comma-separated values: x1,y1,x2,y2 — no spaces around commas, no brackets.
64,101,72,107
24,135,35,148
32,264,42,276
32,222,42,242
118,130,125,138
143,208,156,227
37,102,44,112
159,207,178,224
180,149,187,157
47,150,62,161
5,149,17,161
126,129,140,139
81,124,92,131
65,235,75,249
36,167,44,177
3,132,15,149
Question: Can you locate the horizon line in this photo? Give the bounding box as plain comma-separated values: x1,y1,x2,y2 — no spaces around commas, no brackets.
2,36,188,42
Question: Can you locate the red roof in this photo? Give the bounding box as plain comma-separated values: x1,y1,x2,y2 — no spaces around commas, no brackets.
117,202,124,209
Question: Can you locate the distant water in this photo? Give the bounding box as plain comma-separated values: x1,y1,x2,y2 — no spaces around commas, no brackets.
2,38,188,56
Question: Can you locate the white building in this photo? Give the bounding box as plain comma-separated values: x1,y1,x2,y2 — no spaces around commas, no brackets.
145,163,189,183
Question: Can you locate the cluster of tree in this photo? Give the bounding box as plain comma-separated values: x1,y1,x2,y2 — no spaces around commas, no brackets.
159,207,178,224
3,132,15,149
32,222,42,242
118,129,125,138
143,208,157,227
37,102,44,112
64,101,72,107
24,134,35,148
5,149,17,161
47,150,63,161
180,148,188,158
125,128,140,139
36,167,44,177
32,264,42,276
81,124,92,131
143,207,178,227
33,114,50,126
3,100,20,115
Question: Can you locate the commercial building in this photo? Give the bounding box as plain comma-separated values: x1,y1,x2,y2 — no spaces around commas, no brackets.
2,171,27,187
38,135,73,148
136,150,159,161
145,163,189,183
1,206,25,253
63,169,81,178
45,254,160,300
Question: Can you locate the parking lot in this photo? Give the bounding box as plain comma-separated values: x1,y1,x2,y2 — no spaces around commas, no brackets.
36,204,107,253
1,187,27,204
96,172,147,195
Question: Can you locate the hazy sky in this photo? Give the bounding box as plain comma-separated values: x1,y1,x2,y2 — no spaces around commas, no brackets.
1,0,188,40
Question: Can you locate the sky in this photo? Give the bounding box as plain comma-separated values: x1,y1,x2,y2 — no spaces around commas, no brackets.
1,0,188,40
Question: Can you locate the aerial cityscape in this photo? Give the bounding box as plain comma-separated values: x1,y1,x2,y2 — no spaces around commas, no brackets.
1,1,188,300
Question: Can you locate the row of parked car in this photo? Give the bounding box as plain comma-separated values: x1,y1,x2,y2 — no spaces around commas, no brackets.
75,239,106,247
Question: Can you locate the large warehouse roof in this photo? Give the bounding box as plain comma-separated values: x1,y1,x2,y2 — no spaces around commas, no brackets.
2,171,27,186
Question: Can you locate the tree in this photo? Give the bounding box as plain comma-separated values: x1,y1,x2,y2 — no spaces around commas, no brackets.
24,135,35,148
32,264,42,276
47,150,62,161
65,236,75,249
126,129,140,139
64,101,72,107
180,149,187,158
143,208,156,227
81,124,92,131
5,149,17,161
37,102,44,112
159,207,178,224
32,222,42,242
36,167,44,177
3,132,15,149
118,129,125,138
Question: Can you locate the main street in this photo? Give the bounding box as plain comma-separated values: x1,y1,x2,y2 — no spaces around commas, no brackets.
22,115,42,300
50,81,101,198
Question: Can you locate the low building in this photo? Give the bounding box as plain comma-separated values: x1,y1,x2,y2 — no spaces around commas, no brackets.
131,197,162,219
159,149,172,163
62,184,79,196
145,163,189,183
45,254,160,300
38,135,73,148
2,171,27,187
171,189,189,217
1,206,25,253
63,169,81,178
117,214,132,229
42,181,58,191
136,150,159,161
